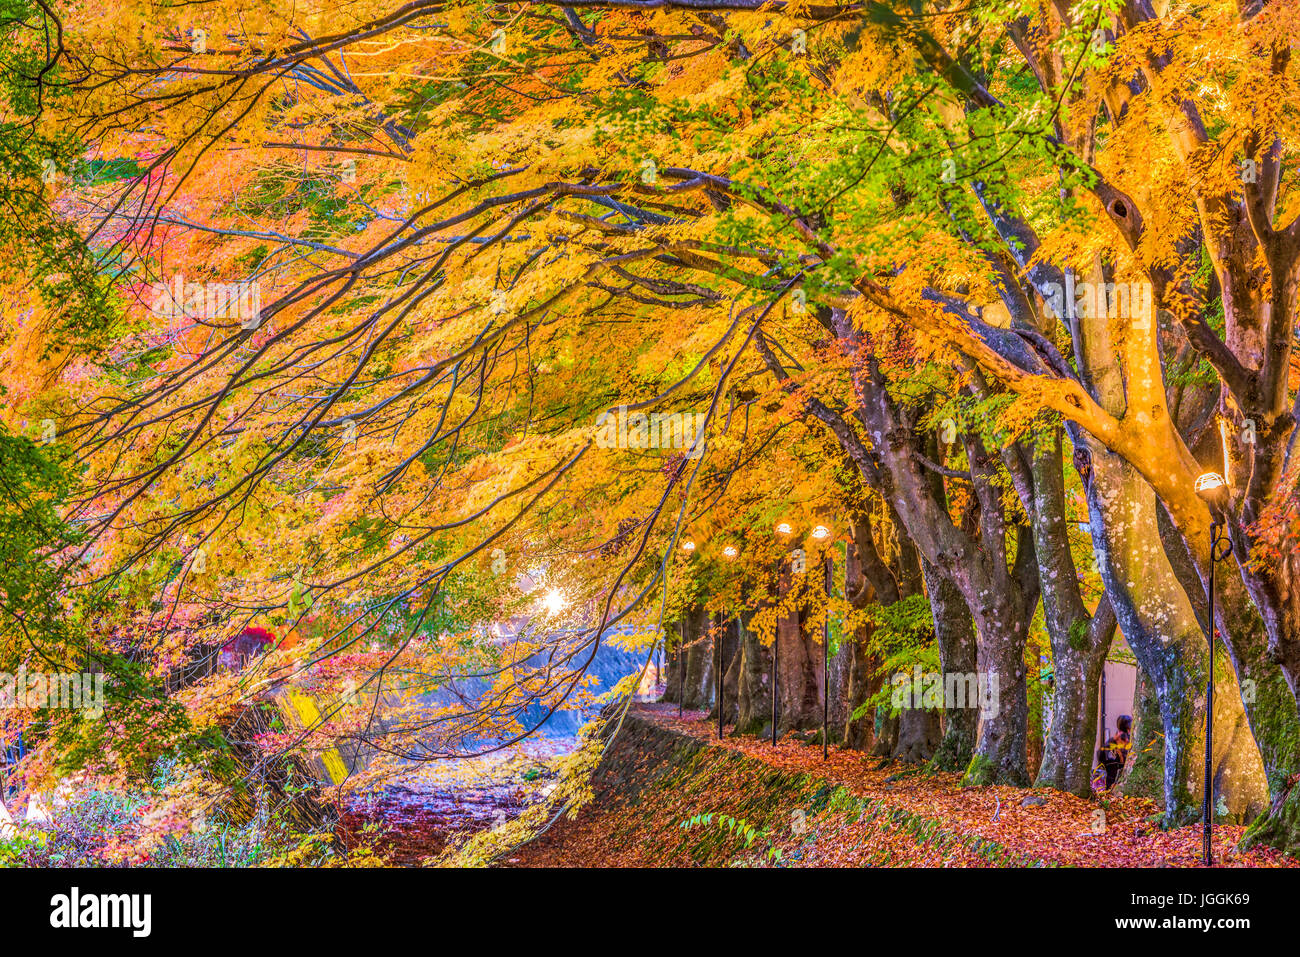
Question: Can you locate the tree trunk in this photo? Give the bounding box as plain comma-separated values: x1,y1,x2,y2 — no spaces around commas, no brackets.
853,350,1038,786
1116,665,1164,802
710,614,741,726
992,424,1118,797
1036,616,1111,797
1082,439,1268,824
1197,526,1300,847
841,517,897,750
733,610,772,736
774,577,825,734
1061,265,1271,825
872,711,899,757
960,588,1032,786
923,560,978,772
661,620,684,706
894,706,941,763
680,605,713,710
843,627,879,751
825,636,852,745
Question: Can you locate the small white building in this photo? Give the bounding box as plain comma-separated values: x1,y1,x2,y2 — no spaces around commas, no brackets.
1096,649,1137,752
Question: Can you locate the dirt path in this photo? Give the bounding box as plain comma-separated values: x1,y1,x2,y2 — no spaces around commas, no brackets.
508,704,1296,867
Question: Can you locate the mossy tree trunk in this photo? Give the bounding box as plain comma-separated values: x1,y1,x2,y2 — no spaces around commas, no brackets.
843,628,879,751
1116,666,1164,801
733,610,772,736
894,707,941,764
763,310,1040,785
999,426,1119,797
842,514,925,753
675,605,713,711
775,603,823,734
924,560,978,772
1083,440,1268,824
661,620,684,707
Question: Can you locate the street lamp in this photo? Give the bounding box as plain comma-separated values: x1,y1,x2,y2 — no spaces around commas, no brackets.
1194,470,1232,867
1194,472,1229,509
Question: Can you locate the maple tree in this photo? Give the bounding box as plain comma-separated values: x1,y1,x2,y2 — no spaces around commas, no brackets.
5,0,1300,863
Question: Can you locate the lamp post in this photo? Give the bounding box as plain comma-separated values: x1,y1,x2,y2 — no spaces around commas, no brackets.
718,544,738,740
812,524,831,760
679,539,695,720
773,523,794,746
1194,471,1231,867
715,610,723,740
677,619,685,720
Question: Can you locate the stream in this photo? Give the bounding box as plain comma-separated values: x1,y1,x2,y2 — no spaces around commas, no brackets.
338,638,658,864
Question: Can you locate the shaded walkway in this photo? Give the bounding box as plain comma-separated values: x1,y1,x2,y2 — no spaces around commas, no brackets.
509,704,1296,868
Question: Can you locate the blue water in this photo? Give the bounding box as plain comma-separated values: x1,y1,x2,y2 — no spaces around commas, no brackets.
520,640,655,738
415,627,659,746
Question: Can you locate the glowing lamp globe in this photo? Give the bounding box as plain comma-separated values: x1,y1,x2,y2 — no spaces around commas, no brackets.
1194,472,1229,510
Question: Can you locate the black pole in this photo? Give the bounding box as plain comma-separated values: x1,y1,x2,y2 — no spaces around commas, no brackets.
772,560,780,747
716,613,723,740
771,626,779,746
1204,522,1218,867
823,554,831,760
1100,668,1107,754
678,620,684,720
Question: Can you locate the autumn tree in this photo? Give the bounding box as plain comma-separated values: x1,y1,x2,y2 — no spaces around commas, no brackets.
13,0,1300,853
